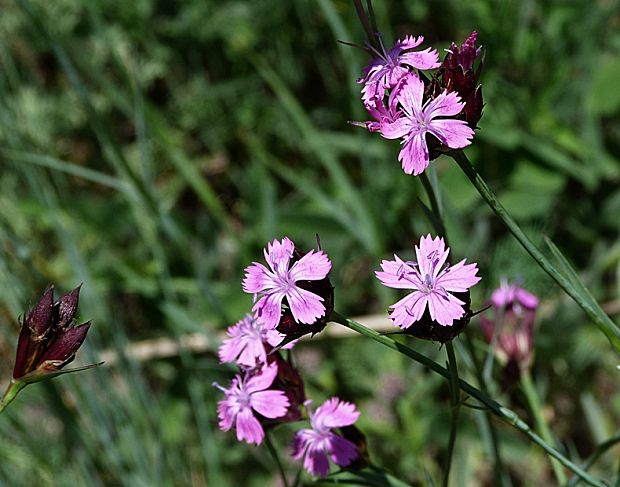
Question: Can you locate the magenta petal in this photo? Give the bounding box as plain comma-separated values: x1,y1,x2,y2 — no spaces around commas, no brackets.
245,362,278,393
375,257,421,290
217,398,235,431
396,74,425,116
289,250,331,281
399,133,429,175
380,117,412,140
287,287,326,324
389,292,428,329
304,446,330,477
436,260,481,292
396,35,424,50
428,118,474,149
251,390,289,419
425,90,465,119
314,398,359,428
400,47,441,70
253,292,285,329
327,433,358,467
236,408,264,445
415,235,448,278
242,263,274,294
427,293,466,326
515,288,540,309
265,237,295,271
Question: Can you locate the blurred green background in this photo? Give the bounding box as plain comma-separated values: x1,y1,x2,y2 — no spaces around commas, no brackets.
0,0,619,485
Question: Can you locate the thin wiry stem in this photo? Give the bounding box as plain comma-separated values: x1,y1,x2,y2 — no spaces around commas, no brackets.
265,431,290,487
520,370,567,485
329,312,606,487
442,342,461,487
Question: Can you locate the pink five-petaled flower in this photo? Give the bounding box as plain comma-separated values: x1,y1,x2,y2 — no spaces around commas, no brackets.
214,363,289,445
243,237,332,329
358,35,440,106
292,398,360,477
380,73,475,175
376,234,481,327
218,314,291,367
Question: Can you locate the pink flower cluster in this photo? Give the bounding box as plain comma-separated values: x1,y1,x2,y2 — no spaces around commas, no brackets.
356,32,482,175
214,237,361,477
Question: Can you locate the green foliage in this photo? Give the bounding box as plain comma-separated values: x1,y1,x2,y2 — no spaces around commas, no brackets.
0,0,619,485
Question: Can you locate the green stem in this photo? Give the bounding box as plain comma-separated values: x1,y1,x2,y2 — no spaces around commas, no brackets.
567,429,620,487
443,342,460,487
520,371,567,484
451,150,620,349
419,171,447,240
464,332,511,487
330,312,605,487
264,431,289,487
0,380,26,414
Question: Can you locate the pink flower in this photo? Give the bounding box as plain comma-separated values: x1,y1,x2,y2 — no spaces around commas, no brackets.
480,280,539,372
376,234,481,327
490,280,539,310
358,35,440,106
243,237,332,329
218,314,289,367
380,73,475,175
214,363,290,445
292,398,360,477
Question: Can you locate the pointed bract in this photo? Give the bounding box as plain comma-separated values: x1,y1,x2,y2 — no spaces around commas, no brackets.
12,285,94,381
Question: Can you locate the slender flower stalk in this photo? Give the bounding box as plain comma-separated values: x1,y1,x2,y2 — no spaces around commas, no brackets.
1,284,96,414
520,370,567,485
443,341,461,487
329,312,605,487
451,150,620,351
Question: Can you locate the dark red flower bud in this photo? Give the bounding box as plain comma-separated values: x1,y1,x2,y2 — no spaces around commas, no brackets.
12,285,93,381
441,31,484,128
265,351,306,424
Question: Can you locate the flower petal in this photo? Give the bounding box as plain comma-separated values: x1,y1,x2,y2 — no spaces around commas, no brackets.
265,237,295,273
245,362,278,393
252,292,285,329
400,47,441,70
375,255,422,290
217,398,236,432
304,445,331,477
314,397,360,429
289,250,331,281
396,74,425,117
388,292,429,329
425,90,465,119
427,291,466,326
415,234,448,279
287,287,326,324
235,408,264,445
251,390,290,419
379,116,413,140
399,133,429,175
435,259,481,292
327,433,358,467
242,263,275,294
427,118,474,149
